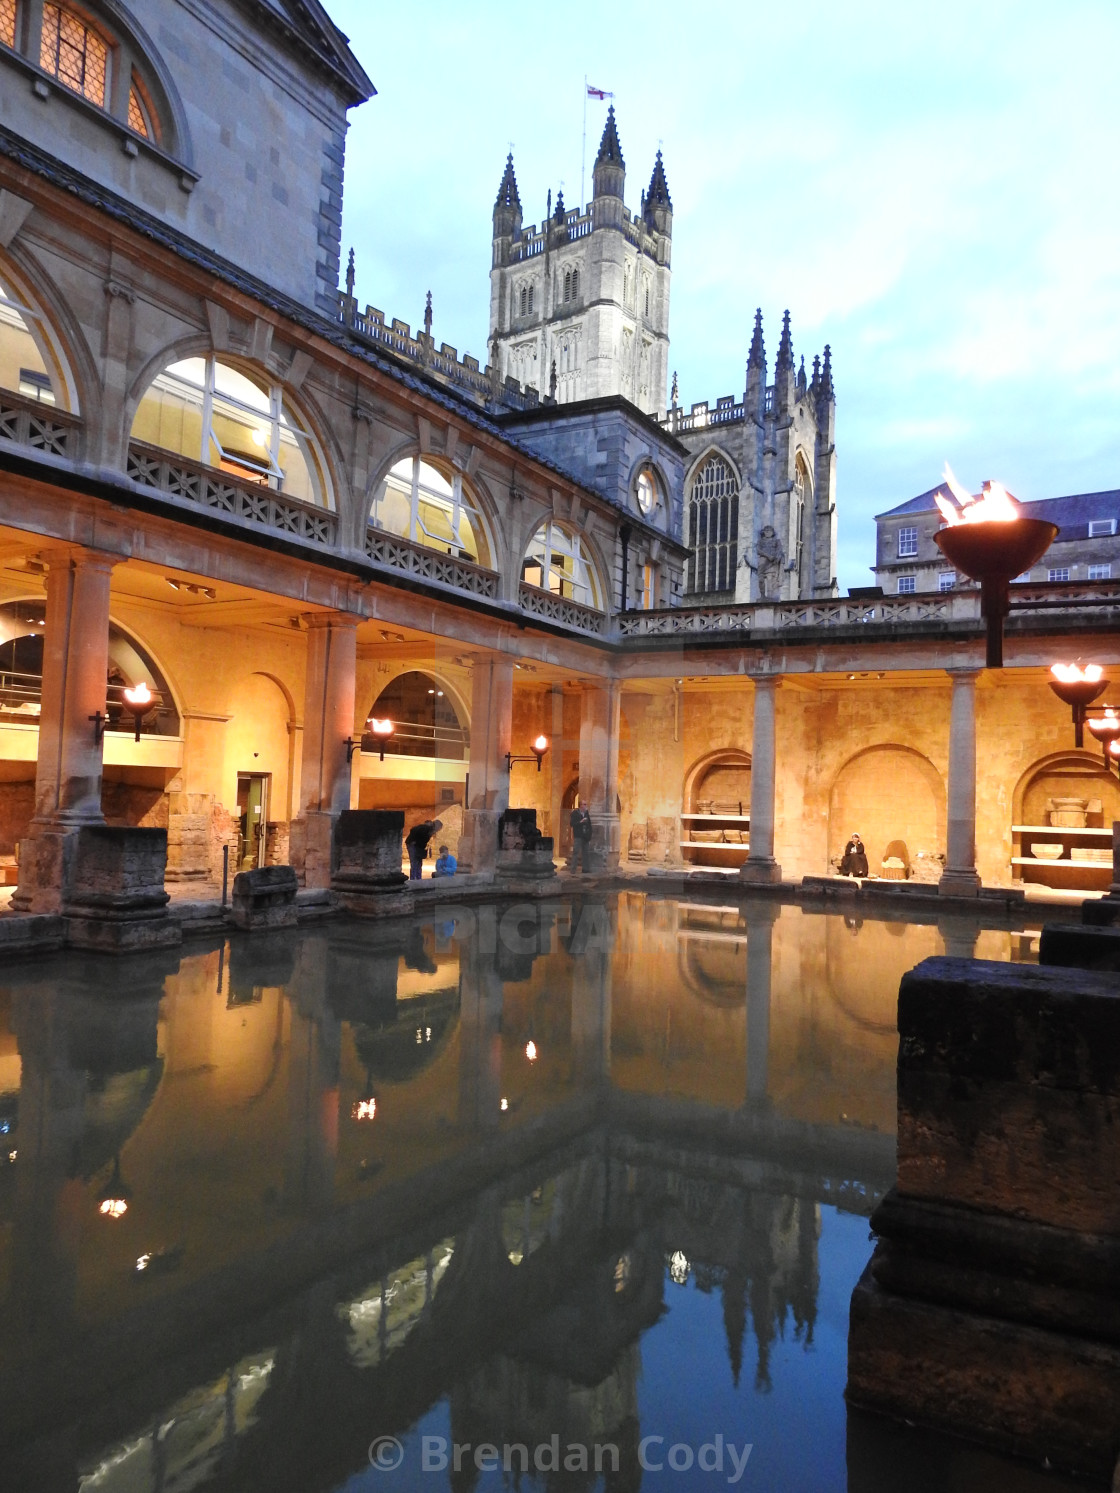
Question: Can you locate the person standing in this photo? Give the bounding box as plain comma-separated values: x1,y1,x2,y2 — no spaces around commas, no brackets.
570,804,593,873
405,818,442,880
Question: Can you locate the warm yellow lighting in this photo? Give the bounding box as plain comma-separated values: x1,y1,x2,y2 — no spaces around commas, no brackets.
369,717,394,738
99,1198,129,1219
533,735,548,753
935,463,1020,527
500,1097,509,1112
250,428,268,448
525,1040,538,1062
123,682,153,709
351,1098,377,1121
1052,662,1104,685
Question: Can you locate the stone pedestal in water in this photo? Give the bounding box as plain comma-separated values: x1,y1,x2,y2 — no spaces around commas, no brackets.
847,955,1120,1483
330,810,413,916
63,826,180,952
231,865,299,930
496,809,557,887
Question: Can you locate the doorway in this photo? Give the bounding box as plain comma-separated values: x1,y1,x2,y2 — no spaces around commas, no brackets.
236,773,270,871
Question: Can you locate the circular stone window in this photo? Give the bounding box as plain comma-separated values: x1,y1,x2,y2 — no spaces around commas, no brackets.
636,468,658,515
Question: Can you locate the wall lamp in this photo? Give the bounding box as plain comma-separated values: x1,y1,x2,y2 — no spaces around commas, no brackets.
346,717,395,764
507,735,549,773
123,682,155,742
1050,662,1108,748
1086,707,1120,773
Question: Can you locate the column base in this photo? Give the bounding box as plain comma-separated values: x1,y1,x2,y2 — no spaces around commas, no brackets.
290,811,338,889
939,868,982,898
590,813,621,872
457,809,502,876
739,857,783,884
11,823,82,914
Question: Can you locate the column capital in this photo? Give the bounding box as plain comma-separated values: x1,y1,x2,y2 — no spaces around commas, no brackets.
302,610,361,633
748,671,782,689
945,667,982,683
39,544,119,575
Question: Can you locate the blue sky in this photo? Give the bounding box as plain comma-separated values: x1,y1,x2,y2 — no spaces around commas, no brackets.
331,1,1120,591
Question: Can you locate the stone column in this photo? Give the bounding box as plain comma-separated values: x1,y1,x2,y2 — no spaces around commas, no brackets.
457,655,514,875
578,680,622,871
14,547,115,913
570,900,614,1088
939,669,982,898
745,903,778,1107
740,674,782,884
289,613,359,889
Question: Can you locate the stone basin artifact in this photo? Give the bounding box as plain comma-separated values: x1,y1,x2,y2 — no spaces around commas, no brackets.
1049,796,1089,828
1030,843,1063,860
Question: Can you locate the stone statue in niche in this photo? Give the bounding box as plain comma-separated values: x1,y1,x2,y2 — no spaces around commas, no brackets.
755,526,784,600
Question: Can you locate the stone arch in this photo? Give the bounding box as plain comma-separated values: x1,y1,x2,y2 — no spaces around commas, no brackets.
684,449,741,595
683,444,743,495
1011,749,1120,833
125,344,338,511
828,744,945,877
0,244,86,415
365,669,470,760
223,671,298,860
683,748,752,814
364,443,501,572
85,0,196,166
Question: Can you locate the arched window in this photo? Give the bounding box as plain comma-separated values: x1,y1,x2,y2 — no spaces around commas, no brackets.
0,267,73,410
519,285,527,317
27,4,164,143
522,519,601,608
0,600,179,736
364,671,467,760
0,3,16,48
563,269,571,303
370,456,491,566
792,455,810,586
527,284,535,315
130,356,331,508
688,455,739,595
572,268,579,300
40,4,109,107
636,467,659,516
644,282,650,317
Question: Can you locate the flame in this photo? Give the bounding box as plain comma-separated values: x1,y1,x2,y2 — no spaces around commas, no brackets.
1087,708,1120,736
123,682,152,709
935,463,1021,527
1052,663,1104,685
533,735,548,754
99,1198,128,1219
369,717,394,737
525,1040,538,1062
351,1098,377,1121
1110,740,1120,761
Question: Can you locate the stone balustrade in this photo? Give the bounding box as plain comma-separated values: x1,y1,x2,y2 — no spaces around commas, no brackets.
518,581,608,636
127,442,338,549
0,387,80,460
365,528,501,600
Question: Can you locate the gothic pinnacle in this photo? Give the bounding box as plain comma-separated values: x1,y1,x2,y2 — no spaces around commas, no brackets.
595,105,624,167
748,309,765,370
777,309,793,372
495,152,520,210
821,343,834,398
345,247,355,299
646,149,671,208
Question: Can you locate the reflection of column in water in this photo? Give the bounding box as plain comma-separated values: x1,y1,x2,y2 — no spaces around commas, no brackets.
458,908,503,1130
570,899,615,1087
937,915,981,961
284,938,343,1213
745,905,779,1107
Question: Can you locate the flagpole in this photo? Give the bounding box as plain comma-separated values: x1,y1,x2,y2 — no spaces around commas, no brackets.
581,75,587,211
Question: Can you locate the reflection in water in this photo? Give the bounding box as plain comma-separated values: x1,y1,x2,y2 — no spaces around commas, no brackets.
0,896,1072,1493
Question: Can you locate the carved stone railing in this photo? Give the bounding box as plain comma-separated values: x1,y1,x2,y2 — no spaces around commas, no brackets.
1010,580,1120,609
518,582,607,636
127,443,338,548
661,398,744,435
618,592,976,638
0,389,80,460
365,528,500,600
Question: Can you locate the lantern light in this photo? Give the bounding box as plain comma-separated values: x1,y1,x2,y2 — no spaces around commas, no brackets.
123,681,155,742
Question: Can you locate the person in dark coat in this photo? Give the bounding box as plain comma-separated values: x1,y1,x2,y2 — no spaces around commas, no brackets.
570,804,593,872
839,832,869,878
405,818,442,880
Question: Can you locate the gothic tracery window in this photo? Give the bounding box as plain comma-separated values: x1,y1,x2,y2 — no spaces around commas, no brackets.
688,455,739,595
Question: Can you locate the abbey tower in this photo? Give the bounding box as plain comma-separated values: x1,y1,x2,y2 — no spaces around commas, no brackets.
489,109,672,416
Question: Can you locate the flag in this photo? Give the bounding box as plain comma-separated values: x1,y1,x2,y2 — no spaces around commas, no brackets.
587,85,611,99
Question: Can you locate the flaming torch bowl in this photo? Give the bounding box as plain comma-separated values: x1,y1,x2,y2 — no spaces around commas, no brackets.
934,517,1058,668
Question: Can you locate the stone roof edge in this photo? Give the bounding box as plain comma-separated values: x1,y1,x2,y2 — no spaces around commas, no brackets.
497,392,690,457
0,126,633,523
229,0,375,106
